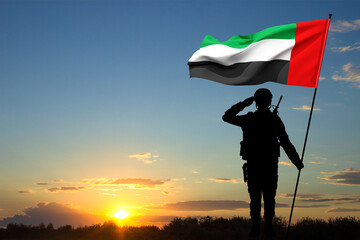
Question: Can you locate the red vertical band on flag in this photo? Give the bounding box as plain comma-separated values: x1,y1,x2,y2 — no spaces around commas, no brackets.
288,19,329,88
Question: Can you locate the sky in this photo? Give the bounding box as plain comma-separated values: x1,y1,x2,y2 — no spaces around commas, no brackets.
0,0,359,228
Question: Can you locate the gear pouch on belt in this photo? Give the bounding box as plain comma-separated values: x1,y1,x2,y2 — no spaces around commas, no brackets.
240,141,249,159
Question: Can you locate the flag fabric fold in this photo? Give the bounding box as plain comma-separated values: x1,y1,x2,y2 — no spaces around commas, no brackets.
188,19,330,88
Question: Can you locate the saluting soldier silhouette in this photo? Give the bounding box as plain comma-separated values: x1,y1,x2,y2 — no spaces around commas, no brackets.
222,88,304,238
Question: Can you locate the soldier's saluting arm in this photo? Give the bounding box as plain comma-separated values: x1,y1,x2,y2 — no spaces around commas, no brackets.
222,97,254,127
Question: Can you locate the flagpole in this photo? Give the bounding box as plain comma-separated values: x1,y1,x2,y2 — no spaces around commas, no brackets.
285,14,332,240
285,87,317,235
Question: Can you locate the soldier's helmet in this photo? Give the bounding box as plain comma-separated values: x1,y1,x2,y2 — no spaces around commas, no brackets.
254,88,272,108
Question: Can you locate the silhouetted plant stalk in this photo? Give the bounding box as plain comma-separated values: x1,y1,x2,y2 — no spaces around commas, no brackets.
0,216,359,240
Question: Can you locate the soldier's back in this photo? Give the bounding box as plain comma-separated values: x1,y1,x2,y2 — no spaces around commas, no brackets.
240,110,281,160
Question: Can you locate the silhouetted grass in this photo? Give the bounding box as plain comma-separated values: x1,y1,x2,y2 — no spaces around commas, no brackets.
0,216,359,240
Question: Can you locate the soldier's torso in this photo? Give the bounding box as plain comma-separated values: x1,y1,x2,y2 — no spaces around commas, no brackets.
240,110,281,161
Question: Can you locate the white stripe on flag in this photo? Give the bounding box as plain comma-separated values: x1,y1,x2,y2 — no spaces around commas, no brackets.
188,39,295,66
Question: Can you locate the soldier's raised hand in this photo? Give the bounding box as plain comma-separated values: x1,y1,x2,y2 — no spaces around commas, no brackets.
243,96,254,107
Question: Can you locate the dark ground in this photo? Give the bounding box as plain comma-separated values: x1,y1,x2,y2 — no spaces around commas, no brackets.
0,216,359,240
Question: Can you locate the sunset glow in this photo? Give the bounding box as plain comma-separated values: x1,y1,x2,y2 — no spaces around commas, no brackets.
114,210,129,220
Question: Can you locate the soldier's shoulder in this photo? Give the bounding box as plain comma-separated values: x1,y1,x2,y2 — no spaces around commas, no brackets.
272,113,282,119
265,112,281,122
272,114,283,122
272,114,286,129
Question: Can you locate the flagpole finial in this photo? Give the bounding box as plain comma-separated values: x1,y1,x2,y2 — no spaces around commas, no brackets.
329,13,332,19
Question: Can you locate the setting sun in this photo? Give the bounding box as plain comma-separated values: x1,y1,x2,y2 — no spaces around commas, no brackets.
114,210,129,220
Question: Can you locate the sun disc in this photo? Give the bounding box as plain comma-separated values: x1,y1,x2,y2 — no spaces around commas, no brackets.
115,210,128,219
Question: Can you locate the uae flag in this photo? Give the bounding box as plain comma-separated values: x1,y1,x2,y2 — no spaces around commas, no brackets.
188,19,330,88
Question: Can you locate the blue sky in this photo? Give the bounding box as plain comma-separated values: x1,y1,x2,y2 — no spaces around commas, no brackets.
0,0,359,227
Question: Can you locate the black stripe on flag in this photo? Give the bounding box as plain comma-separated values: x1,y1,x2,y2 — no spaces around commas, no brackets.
188,60,289,86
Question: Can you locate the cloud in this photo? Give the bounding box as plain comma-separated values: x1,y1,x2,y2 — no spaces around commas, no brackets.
85,178,170,188
101,193,117,196
148,200,249,211
148,200,330,212
297,197,354,203
308,154,327,165
274,202,290,208
296,204,330,208
208,178,239,184
35,182,49,185
17,190,34,194
319,77,326,81
129,153,157,164
0,202,105,227
132,215,192,226
133,215,181,224
47,187,86,193
309,161,324,165
330,19,360,33
280,193,321,199
331,44,360,52
279,161,292,166
280,193,360,203
292,105,320,111
53,179,64,183
332,62,360,88
320,168,360,185
326,208,360,213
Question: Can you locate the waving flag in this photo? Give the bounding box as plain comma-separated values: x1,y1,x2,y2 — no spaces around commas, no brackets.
188,19,330,88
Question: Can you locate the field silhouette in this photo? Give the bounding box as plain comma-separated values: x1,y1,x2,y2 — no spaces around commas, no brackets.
0,216,359,240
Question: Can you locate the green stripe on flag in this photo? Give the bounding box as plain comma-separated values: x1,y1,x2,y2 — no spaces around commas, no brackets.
200,23,296,49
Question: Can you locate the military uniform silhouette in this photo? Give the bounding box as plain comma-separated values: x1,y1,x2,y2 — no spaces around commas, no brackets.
222,88,304,238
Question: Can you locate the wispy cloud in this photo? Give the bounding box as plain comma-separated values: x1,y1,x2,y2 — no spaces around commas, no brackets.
47,187,86,193
292,105,320,111
148,200,249,211
308,154,327,165
128,153,158,164
275,199,329,208
280,193,357,203
53,179,64,183
132,215,181,225
280,193,321,199
320,168,360,185
296,204,330,208
101,193,117,196
332,62,360,88
84,178,170,189
18,190,34,194
331,43,360,52
35,182,49,185
208,178,239,184
0,202,105,227
98,188,118,196
148,200,329,211
279,161,292,166
330,19,360,33
326,208,360,213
